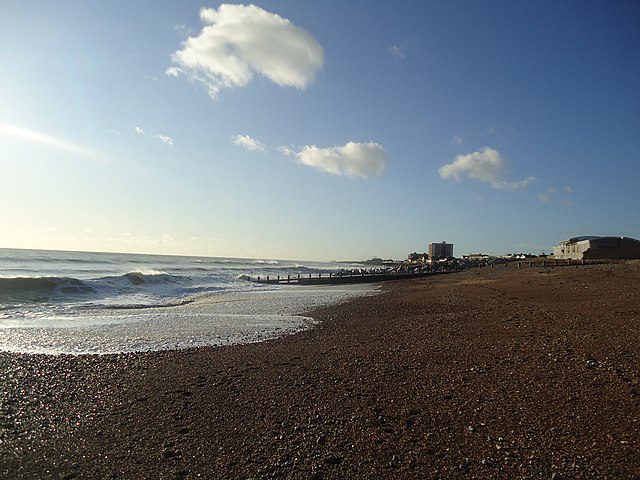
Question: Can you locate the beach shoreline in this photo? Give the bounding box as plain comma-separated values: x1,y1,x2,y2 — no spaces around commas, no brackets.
2,263,639,479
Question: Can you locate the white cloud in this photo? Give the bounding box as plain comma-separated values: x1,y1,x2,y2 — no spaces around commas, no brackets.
538,192,551,203
451,134,463,146
166,4,324,100
294,141,386,179
133,126,145,134
538,186,574,204
107,129,122,138
154,134,174,146
233,134,266,152
438,147,503,183
277,145,295,157
388,45,406,59
438,147,535,190
165,67,182,78
492,177,537,191
174,24,193,37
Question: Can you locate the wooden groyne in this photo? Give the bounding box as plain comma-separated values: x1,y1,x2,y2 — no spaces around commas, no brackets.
247,269,458,286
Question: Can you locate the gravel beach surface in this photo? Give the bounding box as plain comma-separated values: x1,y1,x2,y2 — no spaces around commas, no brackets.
2,262,639,479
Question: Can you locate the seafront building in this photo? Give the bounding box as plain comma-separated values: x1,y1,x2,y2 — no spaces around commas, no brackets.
407,252,429,264
428,241,454,260
463,253,490,261
553,236,640,260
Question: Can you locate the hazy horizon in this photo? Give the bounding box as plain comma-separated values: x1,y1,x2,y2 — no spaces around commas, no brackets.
2,1,639,260
0,244,381,263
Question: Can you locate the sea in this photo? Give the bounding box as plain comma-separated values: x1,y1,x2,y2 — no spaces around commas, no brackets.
0,248,376,355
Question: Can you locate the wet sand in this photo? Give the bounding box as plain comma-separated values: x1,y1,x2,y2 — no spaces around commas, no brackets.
1,262,639,479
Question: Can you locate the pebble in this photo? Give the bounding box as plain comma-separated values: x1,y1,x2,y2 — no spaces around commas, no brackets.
4,263,639,479
162,449,176,459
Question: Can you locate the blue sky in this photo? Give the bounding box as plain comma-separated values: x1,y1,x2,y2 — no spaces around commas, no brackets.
1,1,639,260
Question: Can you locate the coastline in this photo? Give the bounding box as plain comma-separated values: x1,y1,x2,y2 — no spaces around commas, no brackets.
0,283,379,355
2,263,639,478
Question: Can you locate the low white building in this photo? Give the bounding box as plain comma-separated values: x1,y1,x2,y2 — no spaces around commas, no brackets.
553,236,640,260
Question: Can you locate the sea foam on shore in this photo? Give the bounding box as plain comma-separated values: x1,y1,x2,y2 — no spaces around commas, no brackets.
0,248,378,355
0,284,378,355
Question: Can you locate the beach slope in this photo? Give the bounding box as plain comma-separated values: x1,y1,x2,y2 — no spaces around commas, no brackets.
2,262,639,479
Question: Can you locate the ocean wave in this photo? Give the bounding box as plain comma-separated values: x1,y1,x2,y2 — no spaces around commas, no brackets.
164,266,211,272
121,270,175,285
0,256,346,313
0,276,97,297
126,269,169,276
6,255,118,265
0,271,188,302
254,265,336,273
89,297,197,310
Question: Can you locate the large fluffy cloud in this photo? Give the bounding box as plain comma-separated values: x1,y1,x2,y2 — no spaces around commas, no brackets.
438,147,535,190
167,4,324,99
295,142,386,179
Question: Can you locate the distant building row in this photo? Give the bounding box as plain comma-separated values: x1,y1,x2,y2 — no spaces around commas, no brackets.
404,236,640,263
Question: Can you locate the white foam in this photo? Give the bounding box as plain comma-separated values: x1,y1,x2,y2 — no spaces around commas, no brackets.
0,283,378,355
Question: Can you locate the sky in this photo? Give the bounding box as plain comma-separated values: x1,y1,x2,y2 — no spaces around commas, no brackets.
1,1,639,261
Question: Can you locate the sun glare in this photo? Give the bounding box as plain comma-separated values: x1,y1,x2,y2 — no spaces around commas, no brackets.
0,121,108,162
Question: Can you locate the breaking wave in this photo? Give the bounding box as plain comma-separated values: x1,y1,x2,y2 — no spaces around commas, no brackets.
0,276,97,298
0,250,351,316
0,271,188,304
